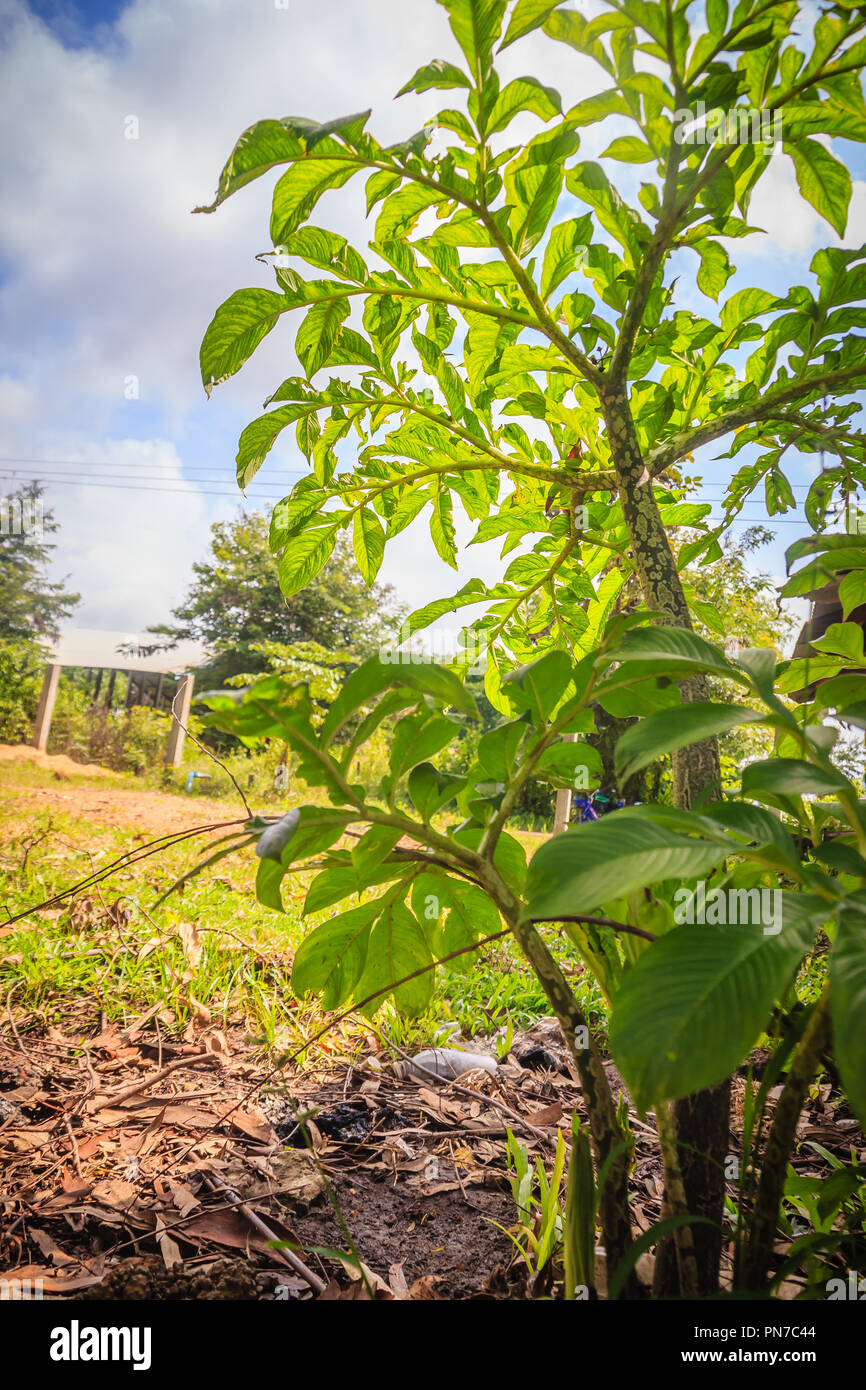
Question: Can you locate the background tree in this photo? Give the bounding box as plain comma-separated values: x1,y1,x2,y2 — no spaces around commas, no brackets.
197,0,866,1294
0,482,79,644
150,511,404,689
0,482,80,742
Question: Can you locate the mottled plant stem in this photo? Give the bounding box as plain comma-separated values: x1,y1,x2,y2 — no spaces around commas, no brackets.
655,1100,700,1297
601,384,728,1297
743,990,832,1290
508,915,641,1298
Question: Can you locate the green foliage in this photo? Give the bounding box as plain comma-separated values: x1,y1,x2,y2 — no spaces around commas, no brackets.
194,0,866,1296
196,1,866,691
0,638,43,743
148,513,403,690
0,483,80,646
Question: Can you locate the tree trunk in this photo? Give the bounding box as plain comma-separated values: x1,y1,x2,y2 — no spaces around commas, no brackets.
602,388,729,1296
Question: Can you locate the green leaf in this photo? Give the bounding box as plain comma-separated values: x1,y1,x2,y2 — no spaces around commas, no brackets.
615,703,766,783
271,157,361,244
524,818,728,922
502,650,573,724
200,288,290,395
535,739,604,786
195,118,305,212
278,524,339,598
412,871,499,956
565,161,646,264
376,183,447,241
387,711,459,786
454,824,527,890
295,296,350,378
352,508,386,584
831,911,866,1130
601,627,744,685
292,901,378,1010
785,139,852,237
540,216,591,300
408,762,466,819
694,239,734,301
839,570,866,619
355,899,434,1015
812,621,865,663
609,916,814,1110
477,719,526,780
487,76,561,134
500,0,563,49
601,135,655,163
741,758,850,800
705,0,728,35
396,58,472,96
438,0,509,85
431,486,458,567
507,128,580,257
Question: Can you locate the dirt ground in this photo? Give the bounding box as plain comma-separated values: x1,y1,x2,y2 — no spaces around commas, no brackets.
1,747,862,1300
0,743,243,838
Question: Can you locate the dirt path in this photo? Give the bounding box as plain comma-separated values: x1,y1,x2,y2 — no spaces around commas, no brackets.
0,745,245,838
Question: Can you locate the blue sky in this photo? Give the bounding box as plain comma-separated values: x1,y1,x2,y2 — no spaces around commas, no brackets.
1,0,863,639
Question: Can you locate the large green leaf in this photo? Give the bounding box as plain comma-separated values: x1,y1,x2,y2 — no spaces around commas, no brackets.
502,649,573,723
506,128,579,257
615,703,766,782
412,870,500,955
277,524,339,598
487,77,561,134
200,288,290,395
523,818,729,921
295,297,351,378
438,0,509,84
194,119,305,212
355,898,435,1015
741,757,850,800
396,58,472,96
500,0,563,48
831,910,866,1130
601,627,746,685
353,508,386,584
271,157,361,244
610,915,815,1110
785,138,852,237
292,900,379,1009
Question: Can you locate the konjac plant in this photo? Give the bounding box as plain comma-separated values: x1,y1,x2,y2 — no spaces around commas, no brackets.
193,0,866,1298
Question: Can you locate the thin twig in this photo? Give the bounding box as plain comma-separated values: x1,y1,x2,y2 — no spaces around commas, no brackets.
201,1171,326,1294
170,684,252,818
91,1053,220,1111
531,914,657,943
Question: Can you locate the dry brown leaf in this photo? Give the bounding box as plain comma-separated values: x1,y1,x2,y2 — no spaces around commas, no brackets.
155,1215,183,1269
525,1100,564,1129
90,1178,138,1208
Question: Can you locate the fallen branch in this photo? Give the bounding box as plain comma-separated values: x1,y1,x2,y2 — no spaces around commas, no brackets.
201,1171,327,1295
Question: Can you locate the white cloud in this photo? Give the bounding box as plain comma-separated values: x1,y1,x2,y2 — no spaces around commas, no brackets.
0,0,858,638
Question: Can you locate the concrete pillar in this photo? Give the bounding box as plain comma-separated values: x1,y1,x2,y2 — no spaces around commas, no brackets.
552,733,577,835
553,785,573,835
166,673,194,767
33,663,61,752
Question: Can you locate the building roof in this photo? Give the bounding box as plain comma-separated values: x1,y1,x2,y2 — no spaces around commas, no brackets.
49,628,208,674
